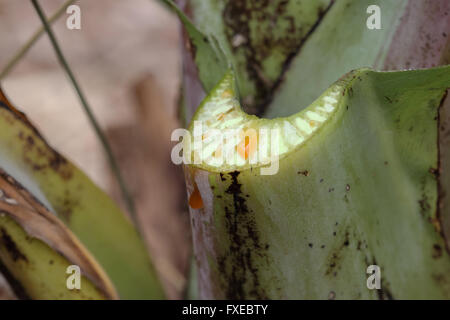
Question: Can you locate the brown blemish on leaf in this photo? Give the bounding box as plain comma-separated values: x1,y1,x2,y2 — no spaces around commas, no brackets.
0,89,74,182
18,132,73,181
216,171,269,299
51,190,80,222
436,90,449,252
432,273,450,296
325,229,354,276
0,259,29,299
377,285,394,300
432,244,443,259
418,195,431,218
376,277,394,300
0,227,28,262
326,253,338,276
363,257,394,300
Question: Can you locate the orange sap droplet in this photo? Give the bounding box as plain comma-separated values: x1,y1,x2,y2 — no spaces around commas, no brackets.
189,184,203,209
237,130,257,160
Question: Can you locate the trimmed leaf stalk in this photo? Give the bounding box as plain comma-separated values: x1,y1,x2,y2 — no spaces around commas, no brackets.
184,67,450,299
166,0,450,299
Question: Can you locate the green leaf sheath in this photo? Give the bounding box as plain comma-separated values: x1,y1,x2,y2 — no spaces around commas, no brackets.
185,66,450,299
187,0,334,114
161,0,228,94
172,0,449,118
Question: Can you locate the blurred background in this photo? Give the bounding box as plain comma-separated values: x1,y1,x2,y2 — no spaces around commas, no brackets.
0,0,190,299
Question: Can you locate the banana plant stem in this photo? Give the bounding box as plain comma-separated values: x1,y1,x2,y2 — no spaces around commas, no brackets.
30,0,138,227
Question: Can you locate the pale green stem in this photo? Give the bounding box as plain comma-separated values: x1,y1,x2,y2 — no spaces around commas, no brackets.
30,0,138,226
